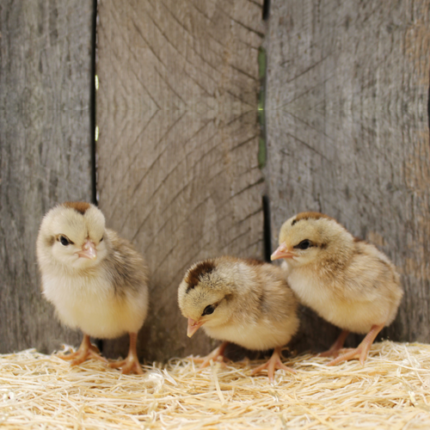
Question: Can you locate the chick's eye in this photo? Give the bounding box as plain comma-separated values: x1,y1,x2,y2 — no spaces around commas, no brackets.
60,236,70,246
100,236,104,242
295,239,312,250
202,304,215,317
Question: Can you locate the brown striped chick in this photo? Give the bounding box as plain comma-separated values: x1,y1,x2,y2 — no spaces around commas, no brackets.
271,212,403,366
178,257,299,381
36,202,149,374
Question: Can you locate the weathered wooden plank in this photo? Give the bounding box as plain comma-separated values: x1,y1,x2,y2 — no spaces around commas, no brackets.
97,0,265,362
265,0,430,351
0,1,94,353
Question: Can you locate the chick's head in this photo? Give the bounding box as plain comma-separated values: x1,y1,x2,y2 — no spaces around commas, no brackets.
178,260,235,338
272,212,354,267
37,202,108,271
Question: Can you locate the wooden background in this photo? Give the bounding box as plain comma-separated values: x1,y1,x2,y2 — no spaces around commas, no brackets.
265,0,430,352
0,0,94,354
1,0,430,363
96,0,265,362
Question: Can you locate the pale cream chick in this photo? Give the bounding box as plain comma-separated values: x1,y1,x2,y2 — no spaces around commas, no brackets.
272,212,403,365
37,202,149,374
178,256,299,381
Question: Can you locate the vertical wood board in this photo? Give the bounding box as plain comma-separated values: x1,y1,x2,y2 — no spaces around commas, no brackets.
265,0,430,351
97,0,265,362
0,0,94,353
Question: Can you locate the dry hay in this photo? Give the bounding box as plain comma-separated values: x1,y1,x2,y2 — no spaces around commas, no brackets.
1,341,430,429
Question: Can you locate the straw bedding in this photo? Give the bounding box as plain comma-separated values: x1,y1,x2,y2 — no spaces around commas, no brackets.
1,341,429,429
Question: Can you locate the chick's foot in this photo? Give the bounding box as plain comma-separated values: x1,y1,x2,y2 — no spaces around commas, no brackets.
109,354,143,374
109,332,143,375
190,341,229,369
327,324,384,366
318,330,350,358
251,347,295,382
59,334,107,366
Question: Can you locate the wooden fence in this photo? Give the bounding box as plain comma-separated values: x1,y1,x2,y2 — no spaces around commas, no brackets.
1,0,429,363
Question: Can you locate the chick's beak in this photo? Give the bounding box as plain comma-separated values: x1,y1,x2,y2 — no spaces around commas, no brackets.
78,240,97,260
271,243,294,260
187,318,205,338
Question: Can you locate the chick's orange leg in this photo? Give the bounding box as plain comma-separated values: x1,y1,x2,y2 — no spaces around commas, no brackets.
192,341,229,369
251,347,296,382
109,332,143,375
318,330,350,358
327,324,384,366
59,334,107,366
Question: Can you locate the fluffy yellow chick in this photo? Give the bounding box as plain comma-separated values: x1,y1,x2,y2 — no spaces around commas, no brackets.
178,256,299,381
271,212,403,366
36,202,149,374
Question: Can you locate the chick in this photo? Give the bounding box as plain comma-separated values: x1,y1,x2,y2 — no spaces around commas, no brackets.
178,256,299,381
271,212,403,366
36,202,149,374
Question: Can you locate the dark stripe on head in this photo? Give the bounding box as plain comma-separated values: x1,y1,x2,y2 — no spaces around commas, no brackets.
292,211,336,227
185,260,216,292
63,201,91,215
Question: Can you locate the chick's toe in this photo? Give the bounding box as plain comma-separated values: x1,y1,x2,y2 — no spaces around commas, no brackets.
194,341,229,369
318,330,350,358
109,332,143,375
327,324,384,366
59,334,107,366
251,347,295,382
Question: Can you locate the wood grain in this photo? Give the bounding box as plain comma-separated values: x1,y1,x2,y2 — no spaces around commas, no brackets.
97,0,265,362
265,0,430,352
0,0,94,353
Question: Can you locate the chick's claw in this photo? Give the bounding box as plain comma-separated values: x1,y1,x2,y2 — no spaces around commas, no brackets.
327,324,383,366
58,335,107,366
327,348,362,366
318,330,350,358
198,341,229,369
251,347,295,382
70,349,108,367
318,350,340,358
108,332,144,375
109,356,143,375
